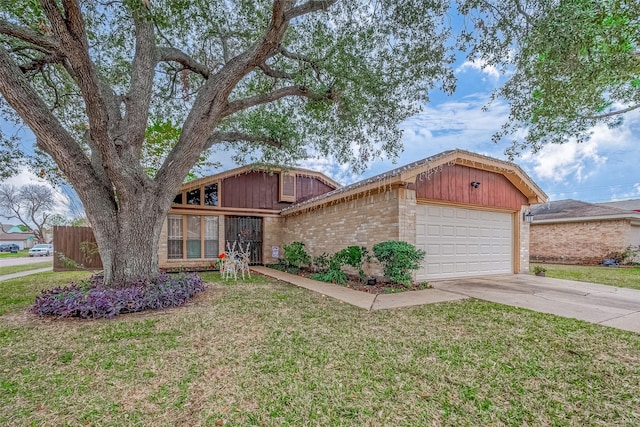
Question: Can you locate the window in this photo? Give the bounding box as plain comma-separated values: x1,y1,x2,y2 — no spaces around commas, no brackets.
167,215,219,260
186,215,201,258
186,188,201,205
279,172,296,202
204,216,219,258
167,215,183,259
204,183,218,206
173,182,220,207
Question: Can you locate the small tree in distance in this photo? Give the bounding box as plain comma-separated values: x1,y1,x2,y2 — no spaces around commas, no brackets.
0,183,56,243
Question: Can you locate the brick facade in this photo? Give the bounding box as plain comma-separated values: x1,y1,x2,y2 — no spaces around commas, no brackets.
530,219,633,264
277,188,406,276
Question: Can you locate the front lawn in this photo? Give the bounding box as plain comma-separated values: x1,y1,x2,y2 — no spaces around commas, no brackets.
0,261,52,277
534,264,640,290
1,271,639,425
0,250,29,258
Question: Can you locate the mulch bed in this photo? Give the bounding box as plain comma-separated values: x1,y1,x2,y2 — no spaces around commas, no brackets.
268,265,430,295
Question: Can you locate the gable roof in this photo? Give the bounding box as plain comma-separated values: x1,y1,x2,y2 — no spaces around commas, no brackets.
599,199,640,212
282,149,547,216
531,199,640,223
0,232,34,242
180,164,341,193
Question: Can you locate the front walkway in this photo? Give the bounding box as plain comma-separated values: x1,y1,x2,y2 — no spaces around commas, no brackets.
251,267,640,333
0,267,52,282
251,266,467,310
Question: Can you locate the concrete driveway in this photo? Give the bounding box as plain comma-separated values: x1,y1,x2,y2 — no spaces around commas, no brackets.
430,275,640,334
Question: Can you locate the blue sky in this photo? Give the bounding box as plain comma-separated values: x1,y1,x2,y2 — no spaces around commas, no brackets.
3,50,640,219
300,61,640,204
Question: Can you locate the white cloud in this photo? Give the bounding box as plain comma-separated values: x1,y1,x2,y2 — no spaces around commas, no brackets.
521,118,634,184
456,59,501,80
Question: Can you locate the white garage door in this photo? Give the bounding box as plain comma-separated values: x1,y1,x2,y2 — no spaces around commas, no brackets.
415,204,513,280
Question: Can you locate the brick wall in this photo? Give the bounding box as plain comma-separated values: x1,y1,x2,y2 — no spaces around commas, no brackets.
279,188,405,276
262,216,284,264
530,219,631,264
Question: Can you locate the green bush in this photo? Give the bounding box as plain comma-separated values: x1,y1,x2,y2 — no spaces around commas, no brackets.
310,269,347,285
282,242,311,269
333,246,370,281
372,241,425,285
312,253,331,273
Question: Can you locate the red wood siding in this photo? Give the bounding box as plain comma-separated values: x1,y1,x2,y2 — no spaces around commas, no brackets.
221,171,335,210
416,164,527,210
295,175,335,203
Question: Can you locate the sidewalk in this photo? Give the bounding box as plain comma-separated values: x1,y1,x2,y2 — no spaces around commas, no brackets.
0,267,52,282
250,266,467,310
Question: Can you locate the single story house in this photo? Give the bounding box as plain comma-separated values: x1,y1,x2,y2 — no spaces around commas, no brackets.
529,199,640,264
160,149,547,280
0,231,36,250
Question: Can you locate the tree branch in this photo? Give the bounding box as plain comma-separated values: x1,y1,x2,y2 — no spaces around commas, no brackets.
19,52,64,73
224,85,335,117
280,46,323,80
0,20,61,53
586,104,640,120
40,0,118,160
157,46,211,78
204,131,283,150
285,0,338,20
258,62,294,79
0,45,113,210
121,6,157,161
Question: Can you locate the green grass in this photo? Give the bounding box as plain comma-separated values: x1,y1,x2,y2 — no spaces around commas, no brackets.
1,271,639,425
0,250,29,258
533,264,640,290
0,261,52,277
0,270,91,316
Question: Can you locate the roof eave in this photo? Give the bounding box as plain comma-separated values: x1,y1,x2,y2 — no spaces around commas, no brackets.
533,214,640,224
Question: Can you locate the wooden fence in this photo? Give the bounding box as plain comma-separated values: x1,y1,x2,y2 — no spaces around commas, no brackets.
53,226,103,271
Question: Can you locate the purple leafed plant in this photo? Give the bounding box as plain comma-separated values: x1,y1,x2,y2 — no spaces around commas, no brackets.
30,272,206,319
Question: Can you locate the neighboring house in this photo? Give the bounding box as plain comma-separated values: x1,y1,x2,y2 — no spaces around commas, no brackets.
599,199,640,212
0,231,36,250
529,199,640,264
160,149,547,280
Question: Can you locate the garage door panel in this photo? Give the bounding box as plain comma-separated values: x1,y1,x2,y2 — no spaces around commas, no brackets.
416,204,513,280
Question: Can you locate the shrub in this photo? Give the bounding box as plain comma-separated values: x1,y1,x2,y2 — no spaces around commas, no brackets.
619,245,640,265
30,272,206,319
282,241,311,269
333,246,370,281
532,265,547,275
312,253,331,273
372,241,425,285
310,269,347,285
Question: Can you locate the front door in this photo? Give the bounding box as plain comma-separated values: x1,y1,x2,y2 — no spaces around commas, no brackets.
225,216,263,264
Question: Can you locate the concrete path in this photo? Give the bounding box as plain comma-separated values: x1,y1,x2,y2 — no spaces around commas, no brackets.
0,255,53,267
251,266,467,310
430,274,640,334
252,267,640,334
0,267,52,282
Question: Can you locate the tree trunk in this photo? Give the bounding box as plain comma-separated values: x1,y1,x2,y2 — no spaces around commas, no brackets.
87,195,169,286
